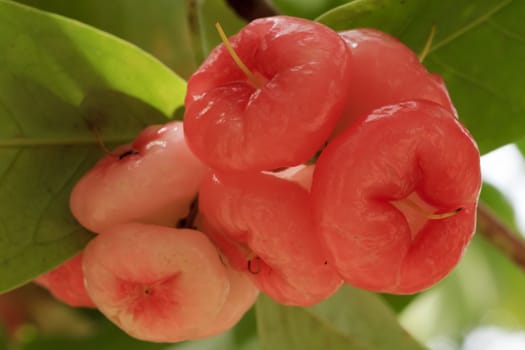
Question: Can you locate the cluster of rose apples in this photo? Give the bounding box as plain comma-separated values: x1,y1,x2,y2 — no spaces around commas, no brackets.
34,16,482,343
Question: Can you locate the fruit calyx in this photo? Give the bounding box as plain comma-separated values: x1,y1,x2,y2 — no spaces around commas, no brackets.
391,191,463,239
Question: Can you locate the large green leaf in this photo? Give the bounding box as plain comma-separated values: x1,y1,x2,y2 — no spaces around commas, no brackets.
0,0,186,292
12,0,198,79
256,287,425,350
318,0,525,155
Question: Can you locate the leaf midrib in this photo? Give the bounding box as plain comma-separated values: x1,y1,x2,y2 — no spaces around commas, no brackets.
429,0,513,53
0,136,134,147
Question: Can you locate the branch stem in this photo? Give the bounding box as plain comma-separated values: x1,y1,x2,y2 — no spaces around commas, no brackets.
477,202,525,272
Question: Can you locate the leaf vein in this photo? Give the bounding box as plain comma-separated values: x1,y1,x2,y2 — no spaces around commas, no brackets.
430,0,513,53
486,18,525,46
300,307,376,350
29,150,91,243
0,97,23,134
429,56,514,104
0,149,22,189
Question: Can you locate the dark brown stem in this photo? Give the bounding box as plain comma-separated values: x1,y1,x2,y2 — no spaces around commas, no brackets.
225,0,278,21
477,202,525,272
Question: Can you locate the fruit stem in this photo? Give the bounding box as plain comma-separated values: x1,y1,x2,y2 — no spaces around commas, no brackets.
403,198,462,220
419,24,436,63
477,202,525,273
91,126,116,157
215,22,263,88
91,125,139,159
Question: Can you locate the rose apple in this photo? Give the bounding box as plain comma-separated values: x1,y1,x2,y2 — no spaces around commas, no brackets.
184,16,352,172
82,223,229,342
332,29,457,137
199,171,342,305
312,101,481,293
70,121,207,233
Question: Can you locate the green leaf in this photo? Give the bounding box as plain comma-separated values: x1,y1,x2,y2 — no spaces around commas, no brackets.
169,312,257,350
256,286,425,350
517,139,525,158
0,0,186,292
19,322,168,350
380,293,418,314
318,0,525,155
11,0,198,79
193,0,247,60
272,0,351,19
317,0,426,33
171,307,258,350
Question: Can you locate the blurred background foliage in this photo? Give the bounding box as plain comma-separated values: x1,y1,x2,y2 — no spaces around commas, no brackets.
1,0,525,349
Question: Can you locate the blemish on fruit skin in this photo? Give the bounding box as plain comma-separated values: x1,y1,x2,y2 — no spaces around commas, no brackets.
247,256,261,274
118,149,138,160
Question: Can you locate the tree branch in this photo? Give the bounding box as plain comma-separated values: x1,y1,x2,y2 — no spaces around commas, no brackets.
477,202,525,272
225,0,278,21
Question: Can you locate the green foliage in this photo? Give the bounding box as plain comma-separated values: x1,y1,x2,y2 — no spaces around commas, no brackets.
256,287,425,350
173,308,258,350
12,0,198,79
0,0,185,292
317,0,426,33
318,0,525,155
15,304,258,350
193,0,246,60
272,0,350,19
517,139,525,158
19,323,167,350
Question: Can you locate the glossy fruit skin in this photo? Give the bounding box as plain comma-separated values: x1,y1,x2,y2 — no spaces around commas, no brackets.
199,171,342,306
184,16,352,172
70,121,207,233
191,265,259,339
35,253,95,308
332,29,456,137
82,223,229,343
312,101,481,294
